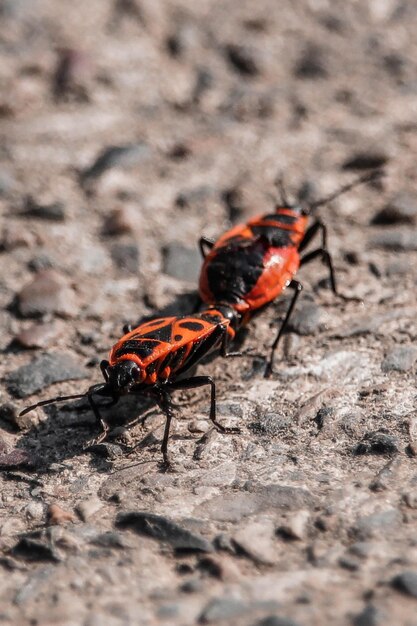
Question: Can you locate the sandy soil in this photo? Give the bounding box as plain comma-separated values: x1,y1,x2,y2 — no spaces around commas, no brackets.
1,1,417,624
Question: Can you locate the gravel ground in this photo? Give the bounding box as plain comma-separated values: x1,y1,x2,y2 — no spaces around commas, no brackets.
1,1,417,625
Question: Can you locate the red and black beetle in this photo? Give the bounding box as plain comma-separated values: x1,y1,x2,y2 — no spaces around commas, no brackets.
199,172,380,376
20,306,241,467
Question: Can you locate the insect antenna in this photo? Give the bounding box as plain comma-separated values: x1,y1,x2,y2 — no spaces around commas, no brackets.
309,170,383,210
274,174,290,206
19,392,89,417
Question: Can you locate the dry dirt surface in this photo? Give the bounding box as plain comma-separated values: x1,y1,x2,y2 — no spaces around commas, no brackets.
1,1,417,625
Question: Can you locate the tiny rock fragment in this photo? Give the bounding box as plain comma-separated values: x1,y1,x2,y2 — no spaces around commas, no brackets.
15,321,63,349
102,206,138,236
225,44,261,76
76,498,103,522
371,192,417,225
370,229,417,251
17,269,78,318
6,352,86,399
354,431,398,456
342,151,388,171
233,517,277,564
199,597,248,624
294,44,328,79
277,510,310,541
22,196,66,221
162,243,200,283
392,570,417,599
116,511,213,553
255,617,302,626
1,225,37,251
48,504,76,526
352,604,383,626
52,47,91,102
81,142,150,184
381,346,417,372
110,242,139,273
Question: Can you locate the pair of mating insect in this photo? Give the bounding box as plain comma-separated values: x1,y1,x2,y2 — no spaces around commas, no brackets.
20,172,379,466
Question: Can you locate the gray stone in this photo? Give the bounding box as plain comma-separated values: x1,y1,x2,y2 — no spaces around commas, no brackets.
162,243,201,282
225,44,261,76
370,229,417,251
288,299,323,335
354,508,402,539
371,193,417,225
352,604,382,626
81,142,151,182
195,484,315,522
254,617,301,626
381,346,417,372
199,597,247,623
110,242,139,273
6,353,86,399
22,196,66,221
392,570,417,598
354,431,398,456
342,151,388,170
17,270,78,318
116,511,213,553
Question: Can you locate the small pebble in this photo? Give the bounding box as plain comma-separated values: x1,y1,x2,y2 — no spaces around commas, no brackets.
81,142,151,184
370,229,417,251
17,270,78,318
22,196,66,221
102,206,138,236
110,242,139,273
162,242,200,282
352,604,382,626
342,151,388,170
354,431,398,456
25,501,44,521
76,498,103,522
371,192,417,225
294,44,328,79
199,597,247,623
6,353,86,399
225,44,261,76
277,510,310,541
381,346,417,372
48,504,76,525
392,570,417,599
15,321,63,349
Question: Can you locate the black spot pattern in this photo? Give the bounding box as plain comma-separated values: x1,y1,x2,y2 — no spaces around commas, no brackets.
179,320,205,331
205,240,265,304
141,323,173,343
115,339,159,360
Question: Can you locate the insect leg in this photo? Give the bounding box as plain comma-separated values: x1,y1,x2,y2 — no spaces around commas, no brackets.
199,236,215,259
166,376,240,434
87,392,115,444
155,389,174,469
265,279,303,378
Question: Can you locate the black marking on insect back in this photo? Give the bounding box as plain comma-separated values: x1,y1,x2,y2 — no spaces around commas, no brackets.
200,310,223,324
141,323,173,343
175,325,224,376
206,241,264,304
115,339,159,360
263,212,298,225
178,320,205,331
174,334,182,341
142,318,169,328
168,345,188,373
250,224,293,247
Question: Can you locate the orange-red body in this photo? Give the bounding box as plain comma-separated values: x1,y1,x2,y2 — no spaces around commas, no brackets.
199,208,308,324
109,309,235,386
